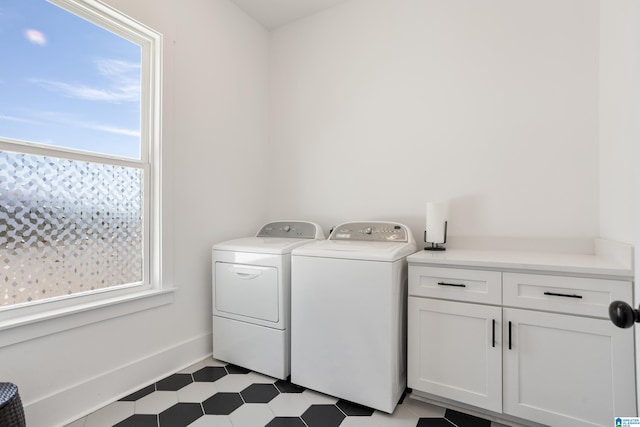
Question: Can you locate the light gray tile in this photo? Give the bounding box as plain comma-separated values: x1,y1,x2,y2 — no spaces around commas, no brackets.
134,390,178,414
403,397,446,418
211,373,255,393
347,416,398,427
228,403,275,427
368,403,422,427
177,381,219,403
268,392,313,416
301,389,339,405
187,414,233,427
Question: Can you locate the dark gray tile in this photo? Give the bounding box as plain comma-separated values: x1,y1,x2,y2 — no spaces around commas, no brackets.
416,418,456,427
193,366,227,383
444,409,490,427
266,417,307,427
336,399,374,416
225,364,251,374
114,414,158,427
301,404,346,427
158,402,203,427
274,380,306,394
202,392,244,415
119,384,155,401
156,373,193,391
241,383,280,403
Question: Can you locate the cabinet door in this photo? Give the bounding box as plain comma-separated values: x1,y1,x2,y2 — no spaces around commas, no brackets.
503,308,636,427
408,297,502,412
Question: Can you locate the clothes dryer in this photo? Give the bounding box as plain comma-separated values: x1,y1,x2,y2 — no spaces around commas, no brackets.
291,221,417,413
212,221,324,379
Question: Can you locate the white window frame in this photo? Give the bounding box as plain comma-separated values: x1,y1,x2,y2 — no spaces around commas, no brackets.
0,0,172,347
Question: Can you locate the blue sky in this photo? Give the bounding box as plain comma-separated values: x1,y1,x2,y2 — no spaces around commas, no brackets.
0,0,141,159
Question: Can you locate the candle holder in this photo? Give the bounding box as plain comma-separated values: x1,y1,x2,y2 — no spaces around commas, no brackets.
424,221,447,251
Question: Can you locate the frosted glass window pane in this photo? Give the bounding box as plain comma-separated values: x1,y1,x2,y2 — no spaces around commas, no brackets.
0,151,143,307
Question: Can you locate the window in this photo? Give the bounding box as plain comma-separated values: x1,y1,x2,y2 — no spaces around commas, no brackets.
0,0,163,320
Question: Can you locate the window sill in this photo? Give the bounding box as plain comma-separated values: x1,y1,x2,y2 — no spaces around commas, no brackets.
0,288,175,348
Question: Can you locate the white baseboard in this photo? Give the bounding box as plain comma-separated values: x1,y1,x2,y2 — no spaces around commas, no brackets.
25,332,212,427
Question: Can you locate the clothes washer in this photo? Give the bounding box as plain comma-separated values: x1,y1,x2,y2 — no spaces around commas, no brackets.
212,221,325,379
291,221,417,413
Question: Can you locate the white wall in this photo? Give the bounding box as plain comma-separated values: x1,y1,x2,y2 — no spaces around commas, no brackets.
599,0,639,245
599,0,640,409
269,0,601,251
0,1,270,425
4,1,637,425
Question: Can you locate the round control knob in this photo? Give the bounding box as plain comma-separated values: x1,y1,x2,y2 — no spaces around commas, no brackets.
364,227,372,235
283,225,291,232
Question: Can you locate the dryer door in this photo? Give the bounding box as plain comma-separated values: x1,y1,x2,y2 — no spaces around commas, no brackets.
214,262,279,323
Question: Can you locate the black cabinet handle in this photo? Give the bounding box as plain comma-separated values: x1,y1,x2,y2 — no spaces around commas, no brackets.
437,281,466,288
508,321,512,350
492,319,496,348
544,291,583,299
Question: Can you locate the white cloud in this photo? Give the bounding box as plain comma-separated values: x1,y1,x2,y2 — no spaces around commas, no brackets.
0,114,40,124
32,79,139,102
1,110,139,138
24,29,47,46
29,57,140,103
40,110,140,137
82,123,140,137
95,58,140,77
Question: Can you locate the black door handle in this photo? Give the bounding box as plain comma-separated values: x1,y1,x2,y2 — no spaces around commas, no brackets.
508,321,512,350
609,301,640,329
492,319,496,348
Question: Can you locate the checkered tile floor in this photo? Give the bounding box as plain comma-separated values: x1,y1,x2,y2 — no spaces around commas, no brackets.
65,358,508,427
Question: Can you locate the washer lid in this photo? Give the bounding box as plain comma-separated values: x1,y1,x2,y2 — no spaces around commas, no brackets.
292,221,417,262
213,236,321,255
291,239,418,262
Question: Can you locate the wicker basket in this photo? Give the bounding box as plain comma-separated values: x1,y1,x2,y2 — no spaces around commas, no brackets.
0,383,26,427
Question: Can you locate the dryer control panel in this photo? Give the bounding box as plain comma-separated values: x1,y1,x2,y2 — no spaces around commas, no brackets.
329,222,409,242
256,221,321,239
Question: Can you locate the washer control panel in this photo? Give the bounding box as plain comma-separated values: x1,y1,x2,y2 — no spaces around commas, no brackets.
256,221,320,239
329,222,408,242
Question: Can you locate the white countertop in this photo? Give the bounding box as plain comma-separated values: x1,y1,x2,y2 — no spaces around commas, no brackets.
407,249,634,278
